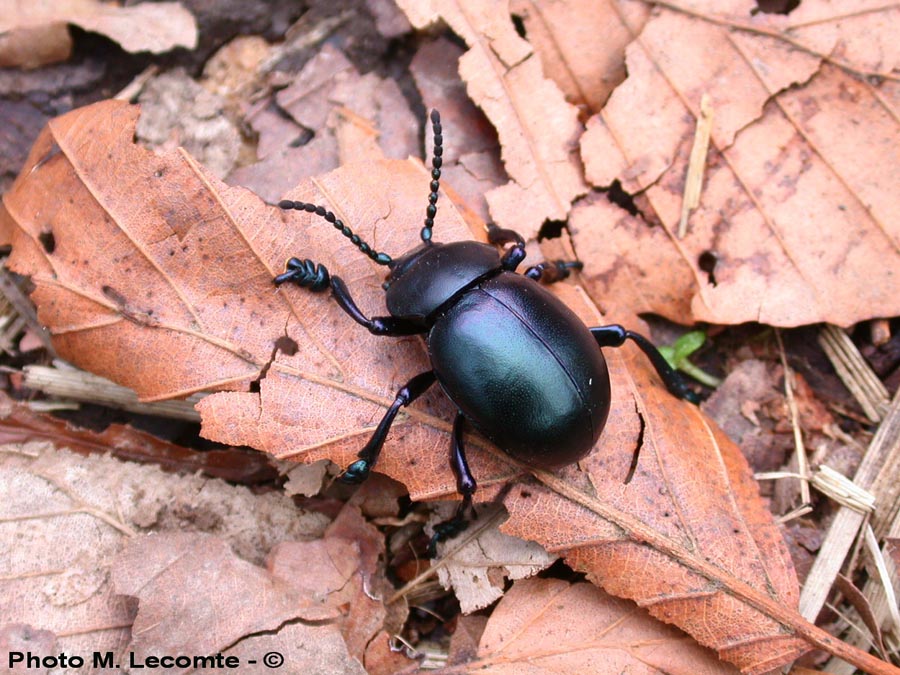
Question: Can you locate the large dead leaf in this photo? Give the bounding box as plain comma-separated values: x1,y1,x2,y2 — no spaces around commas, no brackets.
396,0,587,239
466,577,737,673
577,4,900,327
113,505,385,673
2,100,897,674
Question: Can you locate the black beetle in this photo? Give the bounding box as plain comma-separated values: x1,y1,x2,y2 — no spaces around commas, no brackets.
275,110,696,554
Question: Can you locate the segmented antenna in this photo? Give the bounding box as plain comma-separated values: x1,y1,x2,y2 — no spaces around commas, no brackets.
277,200,393,266
421,109,442,244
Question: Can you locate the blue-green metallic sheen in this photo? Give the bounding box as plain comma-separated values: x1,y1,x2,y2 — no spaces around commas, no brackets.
427,273,611,469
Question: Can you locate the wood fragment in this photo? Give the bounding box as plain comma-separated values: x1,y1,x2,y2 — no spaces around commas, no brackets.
777,328,811,506
818,324,889,422
829,428,900,670
23,363,202,421
800,388,900,635
677,93,713,238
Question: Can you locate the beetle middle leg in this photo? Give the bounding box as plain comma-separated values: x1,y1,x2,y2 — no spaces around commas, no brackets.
342,370,437,483
428,412,478,557
591,325,699,402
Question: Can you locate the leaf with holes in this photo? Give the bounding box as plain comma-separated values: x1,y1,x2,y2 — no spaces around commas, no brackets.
576,3,900,327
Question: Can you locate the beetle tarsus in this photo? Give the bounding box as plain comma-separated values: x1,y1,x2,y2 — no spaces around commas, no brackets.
340,459,371,484
427,494,475,558
273,257,331,292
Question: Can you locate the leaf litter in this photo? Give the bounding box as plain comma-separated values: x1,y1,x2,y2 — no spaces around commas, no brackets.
1,1,899,673
5,98,893,674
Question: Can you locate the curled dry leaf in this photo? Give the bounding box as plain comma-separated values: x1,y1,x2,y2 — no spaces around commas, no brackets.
0,389,276,483
231,43,419,203
2,101,895,674
396,0,587,239
578,6,900,327
410,37,506,225
0,0,197,60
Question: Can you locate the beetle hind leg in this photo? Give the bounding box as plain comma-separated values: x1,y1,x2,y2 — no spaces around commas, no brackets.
341,371,437,484
428,413,478,557
591,325,699,403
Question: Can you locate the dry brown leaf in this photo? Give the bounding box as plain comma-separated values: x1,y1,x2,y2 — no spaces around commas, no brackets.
431,503,556,613
578,5,900,327
510,0,650,112
0,443,329,665
467,577,738,673
230,43,418,203
1,102,280,400
672,0,900,77
0,22,71,69
396,0,587,239
112,533,365,674
0,0,197,59
3,101,897,674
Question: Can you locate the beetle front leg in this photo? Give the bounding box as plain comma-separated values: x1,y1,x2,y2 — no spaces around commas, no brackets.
274,259,423,336
524,260,583,284
591,325,699,403
428,413,478,557
487,224,584,282
342,371,437,484
330,277,424,336
486,223,527,271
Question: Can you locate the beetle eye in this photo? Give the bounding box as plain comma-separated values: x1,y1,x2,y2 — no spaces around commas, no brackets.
382,280,391,290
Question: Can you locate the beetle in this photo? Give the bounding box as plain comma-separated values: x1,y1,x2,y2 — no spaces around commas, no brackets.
274,110,697,554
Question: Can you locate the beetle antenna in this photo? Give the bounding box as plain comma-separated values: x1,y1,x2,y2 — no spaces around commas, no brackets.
277,200,393,266
421,109,442,244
